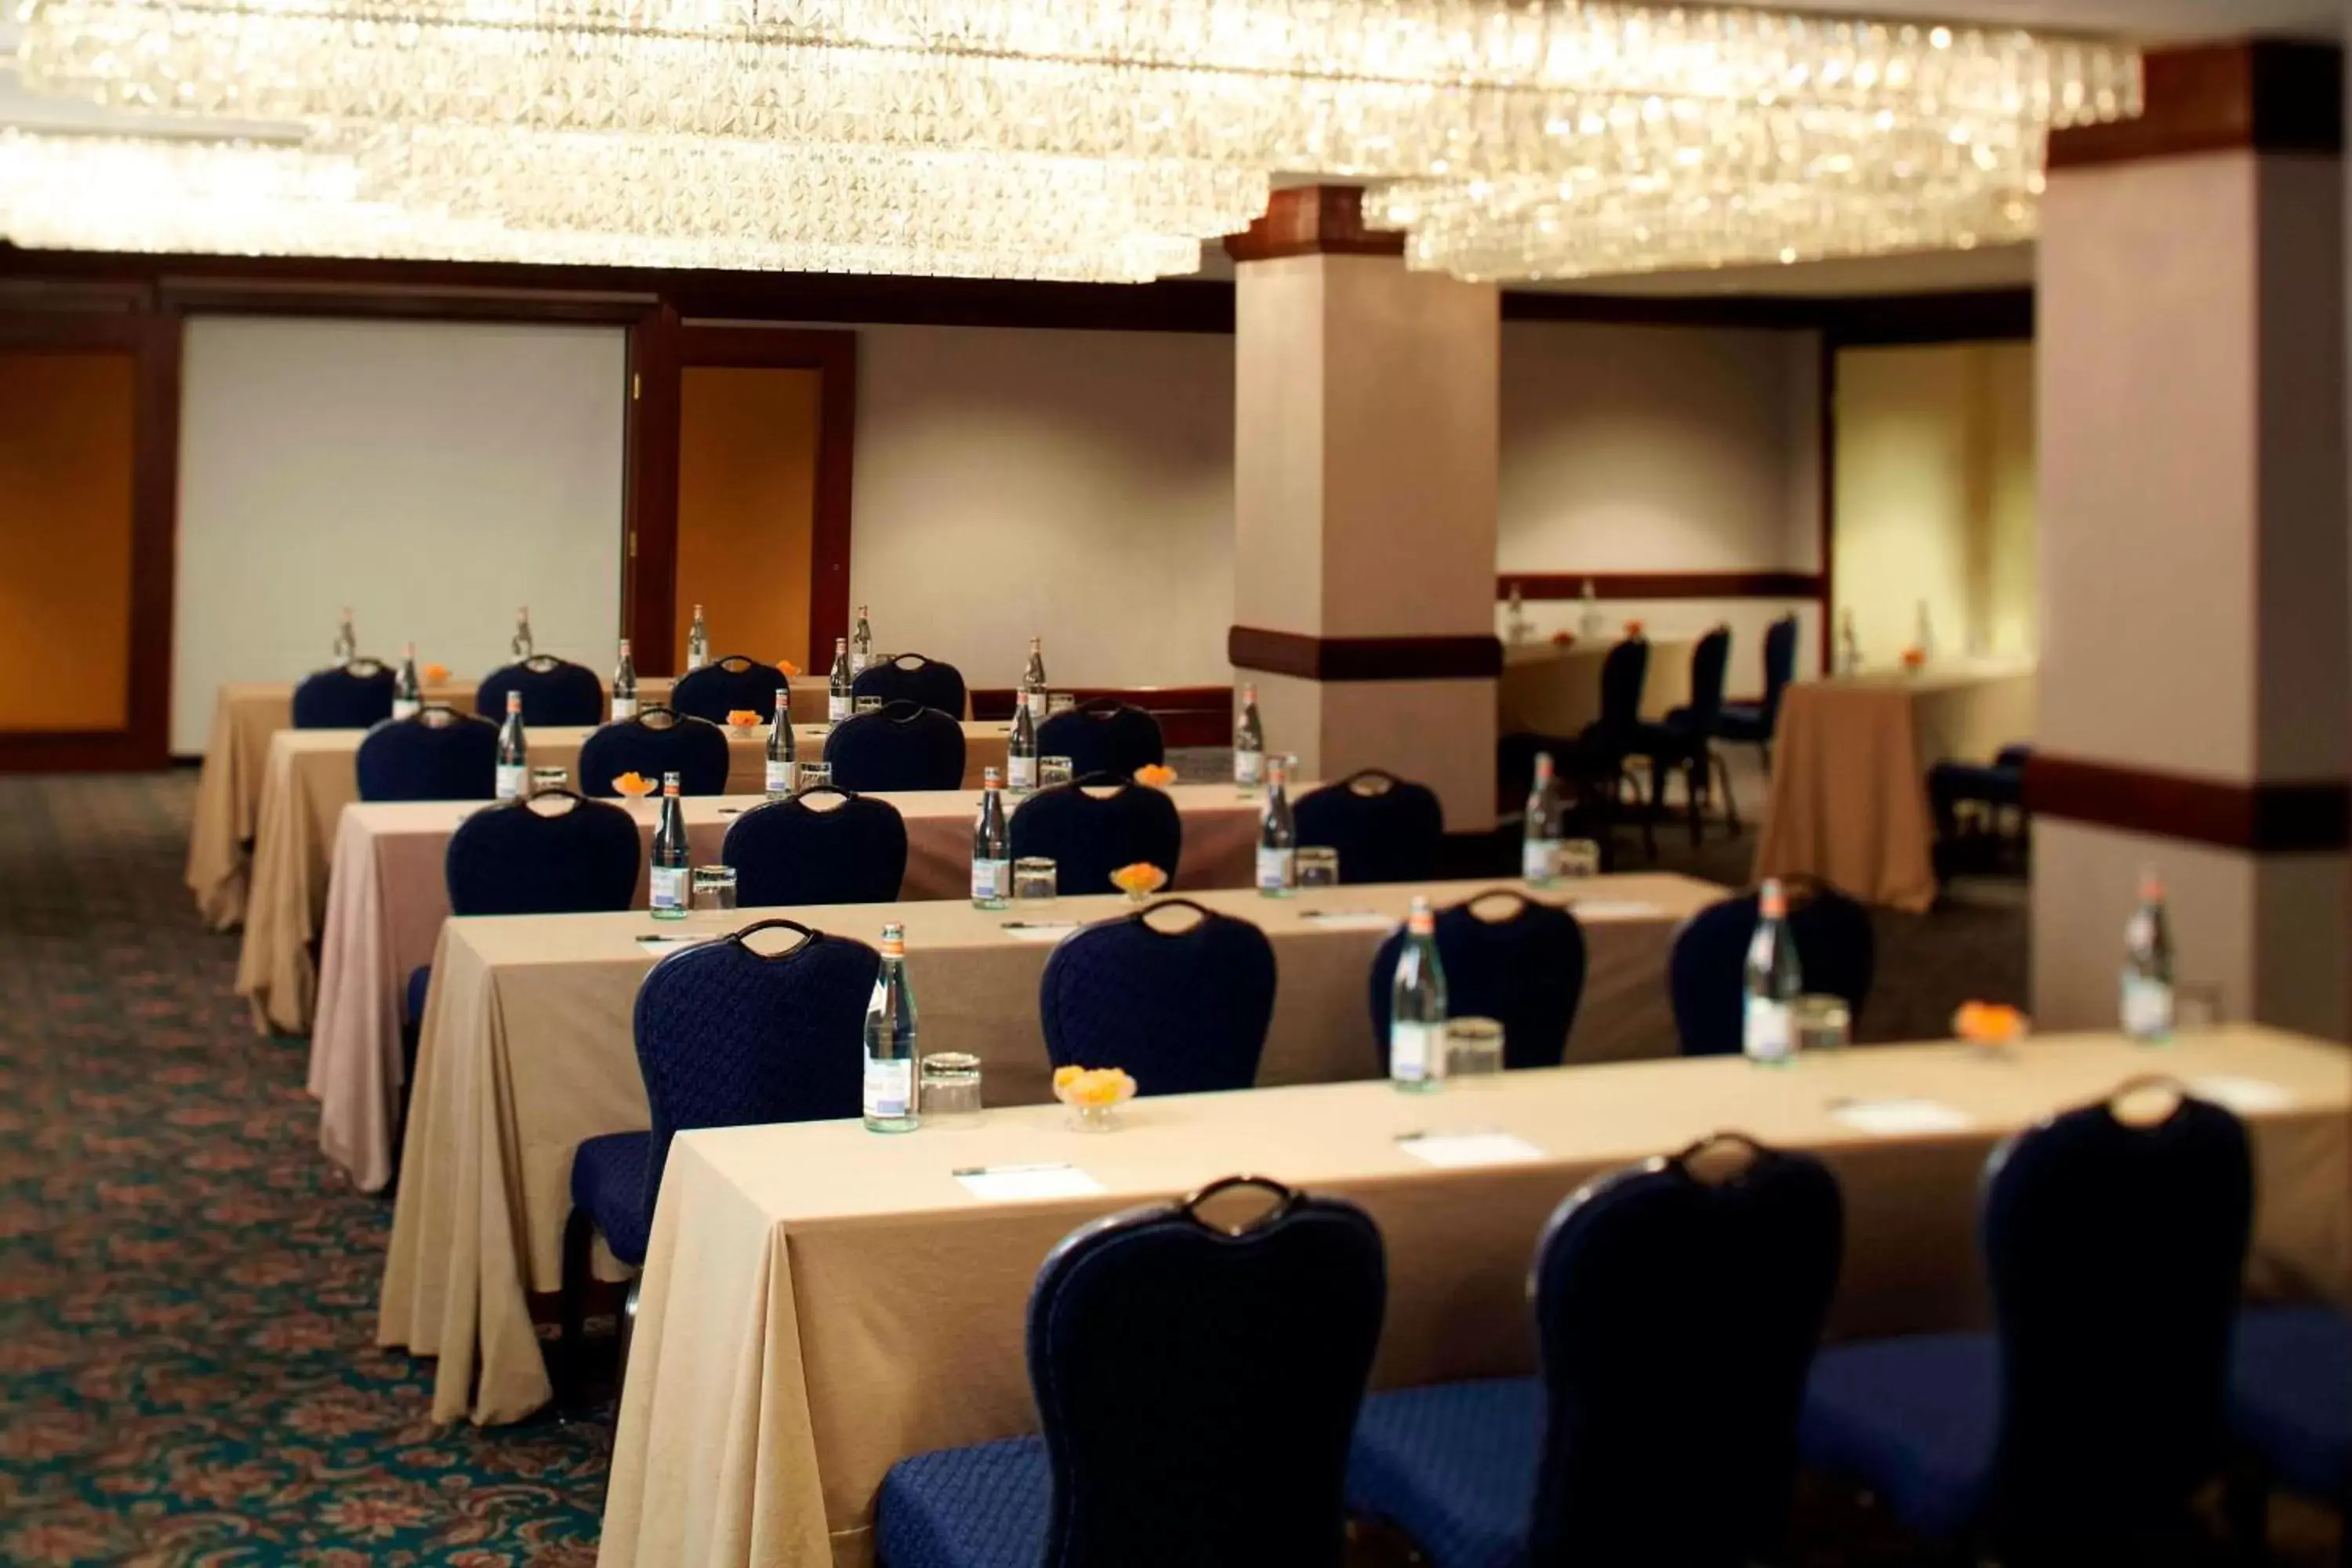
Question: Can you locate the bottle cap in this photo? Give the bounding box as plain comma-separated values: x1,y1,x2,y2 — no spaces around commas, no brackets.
1759,877,1787,917
619,637,631,652
1534,751,1553,778
2140,865,2164,900
1243,683,1257,701
506,691,521,710
1407,895,1434,934
879,923,906,956
662,771,681,793
983,766,1002,789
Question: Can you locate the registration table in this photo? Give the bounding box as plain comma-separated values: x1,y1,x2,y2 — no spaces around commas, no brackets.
184,673,697,930
1752,655,2036,913
1497,637,1694,736
599,1026,2350,1568
234,716,1004,1036
379,873,1721,1425
310,783,1271,1193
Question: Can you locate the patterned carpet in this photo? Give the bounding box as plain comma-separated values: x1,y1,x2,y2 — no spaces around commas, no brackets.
1,768,2326,1566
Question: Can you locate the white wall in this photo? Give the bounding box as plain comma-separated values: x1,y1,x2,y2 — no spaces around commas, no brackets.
845,324,1236,691
172,316,626,751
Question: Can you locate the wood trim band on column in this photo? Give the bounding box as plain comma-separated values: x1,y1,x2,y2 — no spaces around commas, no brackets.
1223,187,1405,264
2048,41,2344,170
1229,626,1502,682
1499,571,1821,601
2025,753,2350,854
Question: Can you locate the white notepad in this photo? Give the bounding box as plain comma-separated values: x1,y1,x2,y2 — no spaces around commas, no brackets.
635,934,713,955
2187,1075,2295,1115
1565,899,1661,920
956,1163,1107,1202
1830,1098,1974,1136
1301,910,1400,932
1000,923,1082,945
1395,1130,1547,1169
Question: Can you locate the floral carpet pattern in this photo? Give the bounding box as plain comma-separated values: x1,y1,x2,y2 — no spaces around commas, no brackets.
0,771,609,1566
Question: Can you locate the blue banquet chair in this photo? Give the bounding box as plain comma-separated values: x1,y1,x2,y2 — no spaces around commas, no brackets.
1034,699,1165,779
670,655,788,724
825,702,967,792
1039,899,1276,1095
1294,769,1445,886
1348,1134,1842,1568
877,1174,1387,1568
475,654,605,727
292,659,395,729
1500,633,1655,863
1800,1084,2254,1561
559,920,880,1394
1007,775,1182,898
577,707,732,797
851,652,967,717
1716,612,1798,770
354,706,499,802
1668,880,1875,1055
2224,1304,2351,1560
1635,625,1739,842
721,786,909,907
1369,889,1587,1072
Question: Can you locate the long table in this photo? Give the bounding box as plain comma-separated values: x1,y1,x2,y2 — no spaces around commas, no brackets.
309,784,1270,1194
234,717,1007,1036
1752,656,2036,912
378,873,1722,1426
184,675,699,930
1497,637,1695,737
597,1025,2350,1568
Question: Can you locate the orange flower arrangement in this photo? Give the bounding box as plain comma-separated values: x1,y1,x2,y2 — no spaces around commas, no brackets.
612,771,656,798
1131,763,1177,789
1054,1065,1138,1109
421,663,452,684
1109,862,1168,900
1622,619,1645,639
1551,630,1576,647
777,659,801,677
1900,647,1928,670
727,709,763,729
1953,1001,2028,1047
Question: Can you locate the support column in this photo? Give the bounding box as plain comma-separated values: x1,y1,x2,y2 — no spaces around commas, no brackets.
1227,187,1501,831
2030,42,2349,1037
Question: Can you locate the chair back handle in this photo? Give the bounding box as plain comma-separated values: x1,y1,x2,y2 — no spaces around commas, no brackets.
626,703,684,729
521,654,566,673
782,782,859,810
1176,1174,1301,1237
1457,887,1540,922
712,654,757,673
724,917,822,960
2103,1073,2195,1129
1336,768,1402,796
1077,698,1127,717
1667,1130,1777,1181
409,702,471,727
1130,896,1216,934
1067,769,1130,792
885,652,933,670
344,656,390,677
522,787,589,814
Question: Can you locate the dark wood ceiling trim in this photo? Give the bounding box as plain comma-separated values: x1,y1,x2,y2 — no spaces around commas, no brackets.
1822,288,2033,347
1229,626,1502,682
1223,186,1405,264
2025,753,2350,854
1501,571,1821,601
2049,40,2344,170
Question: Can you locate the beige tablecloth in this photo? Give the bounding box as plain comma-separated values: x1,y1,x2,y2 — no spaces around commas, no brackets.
598,1025,2350,1568
234,717,1000,1036
1752,658,2037,913
184,676,686,930
1497,637,1694,736
310,784,1269,1194
379,873,1722,1425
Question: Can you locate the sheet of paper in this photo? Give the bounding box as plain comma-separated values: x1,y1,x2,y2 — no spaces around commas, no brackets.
1395,1130,1548,1169
1566,898,1662,920
1000,923,1082,945
635,934,713,955
955,1163,1107,1202
1831,1098,1974,1136
2187,1075,2295,1115
1301,910,1401,932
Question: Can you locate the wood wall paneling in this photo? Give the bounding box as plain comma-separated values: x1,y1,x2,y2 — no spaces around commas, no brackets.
2025,753,2351,855
1227,626,1504,682
1497,571,1822,601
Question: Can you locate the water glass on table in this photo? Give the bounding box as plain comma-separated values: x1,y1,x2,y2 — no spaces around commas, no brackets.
798,761,832,791
855,696,884,717
1558,839,1602,879
1793,994,1850,1056
1445,1017,1506,1080
1014,857,1058,904
1039,756,1075,790
691,866,738,912
1295,846,1341,889
920,1053,984,1126
528,766,569,797
1047,692,1076,717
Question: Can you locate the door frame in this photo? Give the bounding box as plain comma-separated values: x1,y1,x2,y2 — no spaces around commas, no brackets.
623,315,858,676
0,307,181,770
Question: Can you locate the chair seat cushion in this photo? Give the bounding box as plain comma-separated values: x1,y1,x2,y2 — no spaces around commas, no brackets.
1801,1333,1998,1541
1347,1377,1541,1568
1929,761,2025,809
1717,704,1770,742
568,1131,653,1268
2230,1305,2352,1501
1629,717,1704,760
876,1434,1051,1568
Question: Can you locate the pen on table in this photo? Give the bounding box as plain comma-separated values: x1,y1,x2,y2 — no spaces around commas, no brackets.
953,1162,1070,1178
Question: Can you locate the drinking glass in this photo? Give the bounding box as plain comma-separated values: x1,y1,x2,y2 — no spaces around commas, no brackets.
1014,857,1058,904
2174,984,2225,1034
920,1053,984,1125
691,866,738,912
1296,846,1341,888
1445,1017,1506,1080
1793,994,1850,1056
1047,692,1076,717
798,762,832,791
528,765,569,796
855,696,884,716
1558,839,1602,879
1040,756,1076,789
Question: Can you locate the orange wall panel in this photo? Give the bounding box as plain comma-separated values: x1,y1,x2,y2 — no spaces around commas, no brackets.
0,350,136,731
674,366,821,674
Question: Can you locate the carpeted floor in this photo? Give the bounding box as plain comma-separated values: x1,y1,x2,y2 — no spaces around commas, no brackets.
1,768,2328,1566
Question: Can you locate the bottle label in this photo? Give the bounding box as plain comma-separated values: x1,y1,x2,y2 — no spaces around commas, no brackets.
765,760,797,796
972,857,1010,902
829,695,851,724
1743,996,1795,1063
851,652,870,677
1522,838,1557,882
495,764,526,801
1235,749,1264,786
1025,690,1048,723
392,699,421,721
2122,974,2174,1040
1256,847,1294,891
863,1055,913,1121
612,698,637,722
649,866,688,912
1007,755,1036,791
1390,1020,1443,1083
